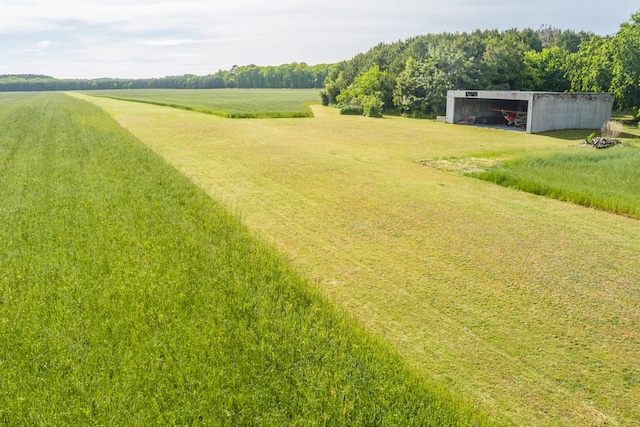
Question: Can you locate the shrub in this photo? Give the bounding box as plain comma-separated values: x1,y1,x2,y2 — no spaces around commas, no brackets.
363,94,384,117
340,104,364,115
319,90,330,106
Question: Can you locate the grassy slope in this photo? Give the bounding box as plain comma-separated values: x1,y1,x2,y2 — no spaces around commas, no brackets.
0,93,490,426
83,88,320,118
77,93,640,426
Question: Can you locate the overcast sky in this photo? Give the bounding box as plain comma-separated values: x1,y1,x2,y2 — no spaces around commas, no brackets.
1,0,638,79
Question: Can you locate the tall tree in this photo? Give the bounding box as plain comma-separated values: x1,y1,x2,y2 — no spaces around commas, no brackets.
521,46,571,91
565,35,613,93
610,10,640,109
393,41,475,116
320,70,348,105
481,31,529,89
393,57,425,115
336,65,387,117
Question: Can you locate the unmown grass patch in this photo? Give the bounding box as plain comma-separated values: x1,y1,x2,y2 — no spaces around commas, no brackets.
0,93,490,425
83,88,319,118
468,145,640,219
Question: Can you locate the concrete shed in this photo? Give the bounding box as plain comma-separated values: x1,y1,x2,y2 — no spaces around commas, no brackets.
446,90,613,133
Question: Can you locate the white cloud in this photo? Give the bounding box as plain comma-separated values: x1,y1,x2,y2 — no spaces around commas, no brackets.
142,38,205,47
22,40,57,53
141,38,241,47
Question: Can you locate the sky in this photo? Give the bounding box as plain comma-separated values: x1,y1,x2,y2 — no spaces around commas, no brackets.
1,0,638,79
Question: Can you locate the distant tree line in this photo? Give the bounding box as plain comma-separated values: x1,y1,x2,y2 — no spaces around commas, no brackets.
322,10,640,117
0,62,331,92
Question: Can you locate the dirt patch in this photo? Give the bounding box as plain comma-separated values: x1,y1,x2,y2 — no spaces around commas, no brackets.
420,157,503,174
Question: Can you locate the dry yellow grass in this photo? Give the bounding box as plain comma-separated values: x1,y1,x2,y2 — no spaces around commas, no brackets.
75,93,640,426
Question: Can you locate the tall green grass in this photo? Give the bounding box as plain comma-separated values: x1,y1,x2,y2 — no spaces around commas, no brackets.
0,93,489,425
469,147,640,219
84,88,319,118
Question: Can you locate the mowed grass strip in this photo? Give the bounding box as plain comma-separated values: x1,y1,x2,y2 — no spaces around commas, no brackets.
84,88,319,118
78,93,640,426
468,146,640,219
0,93,490,426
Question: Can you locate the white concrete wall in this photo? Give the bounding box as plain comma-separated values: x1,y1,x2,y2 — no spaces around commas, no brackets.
529,93,613,133
446,91,455,124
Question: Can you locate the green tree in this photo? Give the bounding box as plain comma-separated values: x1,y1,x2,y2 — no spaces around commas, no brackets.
521,46,571,91
336,65,386,117
293,63,312,88
481,30,529,89
393,57,425,115
554,30,593,52
393,41,474,116
565,35,613,92
610,10,640,109
421,41,475,113
320,71,348,105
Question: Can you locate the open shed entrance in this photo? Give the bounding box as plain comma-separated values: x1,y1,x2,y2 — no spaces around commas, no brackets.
447,91,530,131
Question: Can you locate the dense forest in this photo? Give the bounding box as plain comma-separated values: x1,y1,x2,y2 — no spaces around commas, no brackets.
2,10,638,119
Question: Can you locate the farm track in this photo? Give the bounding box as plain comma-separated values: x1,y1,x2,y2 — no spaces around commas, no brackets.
77,93,640,426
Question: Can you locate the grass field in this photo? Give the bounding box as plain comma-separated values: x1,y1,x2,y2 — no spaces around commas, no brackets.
0,93,491,425
83,88,320,118
468,145,640,219
76,92,640,426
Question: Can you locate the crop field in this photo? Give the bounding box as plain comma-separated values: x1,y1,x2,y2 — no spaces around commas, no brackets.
75,91,640,426
0,93,491,425
84,88,319,118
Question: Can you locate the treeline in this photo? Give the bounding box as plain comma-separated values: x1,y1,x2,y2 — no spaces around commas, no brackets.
322,10,640,117
0,62,331,92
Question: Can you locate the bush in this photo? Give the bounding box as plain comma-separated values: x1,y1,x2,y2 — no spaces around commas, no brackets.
363,94,384,117
340,104,364,115
319,90,330,106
